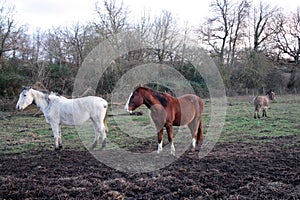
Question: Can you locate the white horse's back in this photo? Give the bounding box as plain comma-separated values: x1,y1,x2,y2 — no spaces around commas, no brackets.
49,95,108,126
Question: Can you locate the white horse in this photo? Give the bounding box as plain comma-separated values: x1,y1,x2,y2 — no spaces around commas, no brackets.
16,86,108,150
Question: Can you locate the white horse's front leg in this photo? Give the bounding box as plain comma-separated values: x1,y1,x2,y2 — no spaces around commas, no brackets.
58,125,62,149
51,123,61,150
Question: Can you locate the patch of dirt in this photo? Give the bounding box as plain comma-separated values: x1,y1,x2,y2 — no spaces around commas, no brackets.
0,135,299,199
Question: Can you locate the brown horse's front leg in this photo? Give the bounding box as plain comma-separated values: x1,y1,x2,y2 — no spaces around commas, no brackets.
166,124,175,156
157,129,164,154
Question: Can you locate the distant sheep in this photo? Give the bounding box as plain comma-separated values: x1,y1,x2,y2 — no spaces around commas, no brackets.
253,90,276,119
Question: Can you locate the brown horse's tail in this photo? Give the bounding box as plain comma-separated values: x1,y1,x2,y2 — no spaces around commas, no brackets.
196,121,203,145
196,98,204,145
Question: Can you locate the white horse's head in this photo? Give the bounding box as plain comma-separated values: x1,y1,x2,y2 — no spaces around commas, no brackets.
16,86,34,111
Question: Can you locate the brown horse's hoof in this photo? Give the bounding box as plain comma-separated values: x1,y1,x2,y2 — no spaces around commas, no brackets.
130,111,143,116
186,146,196,155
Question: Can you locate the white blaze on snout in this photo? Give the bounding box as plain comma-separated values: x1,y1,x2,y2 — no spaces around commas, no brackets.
16,93,23,110
124,92,133,113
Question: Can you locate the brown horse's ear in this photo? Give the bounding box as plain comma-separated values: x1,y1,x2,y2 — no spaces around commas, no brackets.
134,84,143,90
266,89,273,95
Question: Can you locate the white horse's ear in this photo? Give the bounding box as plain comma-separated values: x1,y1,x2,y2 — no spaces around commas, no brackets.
23,86,32,91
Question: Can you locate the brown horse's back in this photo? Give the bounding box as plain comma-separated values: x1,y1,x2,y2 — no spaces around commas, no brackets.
174,94,204,126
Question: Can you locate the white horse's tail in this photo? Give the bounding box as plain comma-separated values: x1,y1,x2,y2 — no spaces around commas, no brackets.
104,110,108,133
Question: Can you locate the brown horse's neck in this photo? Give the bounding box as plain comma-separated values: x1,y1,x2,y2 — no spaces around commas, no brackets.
140,89,155,109
140,88,164,109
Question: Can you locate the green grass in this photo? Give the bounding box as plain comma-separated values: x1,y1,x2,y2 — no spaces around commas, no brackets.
0,94,299,154
221,95,300,144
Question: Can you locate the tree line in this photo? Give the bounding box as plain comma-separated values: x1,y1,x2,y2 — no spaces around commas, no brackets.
0,0,299,101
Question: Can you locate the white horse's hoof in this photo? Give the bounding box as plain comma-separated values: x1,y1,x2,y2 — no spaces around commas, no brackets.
55,145,62,151
101,139,106,149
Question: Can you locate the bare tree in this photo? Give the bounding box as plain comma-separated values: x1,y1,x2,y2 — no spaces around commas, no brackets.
227,0,250,65
252,1,279,52
43,28,65,65
149,10,181,63
275,8,300,64
94,0,129,40
60,23,94,67
30,30,49,83
134,8,153,45
197,0,250,66
274,8,300,89
0,2,19,59
198,0,231,65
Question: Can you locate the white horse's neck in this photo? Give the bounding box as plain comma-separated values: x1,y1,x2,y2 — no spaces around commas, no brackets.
31,89,49,112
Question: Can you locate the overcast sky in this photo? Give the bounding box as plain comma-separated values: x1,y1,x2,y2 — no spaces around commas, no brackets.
7,0,300,32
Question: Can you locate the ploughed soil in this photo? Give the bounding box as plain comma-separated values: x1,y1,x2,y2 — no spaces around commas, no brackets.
0,135,299,199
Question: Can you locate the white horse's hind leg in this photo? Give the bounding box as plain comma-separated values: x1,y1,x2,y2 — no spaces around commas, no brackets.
91,118,107,149
100,125,107,149
91,121,100,149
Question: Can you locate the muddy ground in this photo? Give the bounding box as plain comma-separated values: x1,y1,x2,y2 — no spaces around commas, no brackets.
0,135,299,199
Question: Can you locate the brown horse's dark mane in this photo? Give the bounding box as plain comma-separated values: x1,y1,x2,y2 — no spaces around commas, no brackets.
136,86,169,107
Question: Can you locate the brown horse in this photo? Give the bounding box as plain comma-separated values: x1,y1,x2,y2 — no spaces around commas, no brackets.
253,89,275,119
124,86,204,156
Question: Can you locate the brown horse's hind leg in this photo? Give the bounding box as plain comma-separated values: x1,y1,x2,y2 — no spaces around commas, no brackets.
254,105,261,119
188,120,201,152
166,124,175,156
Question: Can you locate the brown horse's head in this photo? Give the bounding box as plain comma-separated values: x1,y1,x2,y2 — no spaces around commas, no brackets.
125,88,144,113
266,89,275,100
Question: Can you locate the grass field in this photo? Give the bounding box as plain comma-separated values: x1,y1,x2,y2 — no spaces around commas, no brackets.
1,94,299,199
0,94,299,153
